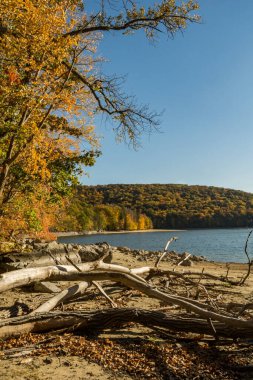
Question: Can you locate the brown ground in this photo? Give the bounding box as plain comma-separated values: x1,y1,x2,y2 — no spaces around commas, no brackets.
1,249,253,379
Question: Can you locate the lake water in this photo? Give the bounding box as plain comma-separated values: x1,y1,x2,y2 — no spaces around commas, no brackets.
58,228,253,263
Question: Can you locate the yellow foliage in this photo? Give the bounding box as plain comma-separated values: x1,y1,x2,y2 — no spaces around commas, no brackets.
0,1,199,237
0,183,59,239
0,0,99,191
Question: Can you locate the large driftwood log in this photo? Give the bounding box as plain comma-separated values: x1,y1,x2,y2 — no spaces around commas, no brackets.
0,255,244,295
0,260,229,318
0,250,82,272
58,272,253,329
0,308,252,340
0,242,112,272
1,267,253,331
0,261,150,293
1,239,252,342
0,239,249,286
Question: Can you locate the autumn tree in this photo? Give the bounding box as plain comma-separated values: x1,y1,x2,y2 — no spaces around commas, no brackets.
0,0,199,236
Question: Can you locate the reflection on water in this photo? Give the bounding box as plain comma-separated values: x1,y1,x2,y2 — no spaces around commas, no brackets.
58,228,253,263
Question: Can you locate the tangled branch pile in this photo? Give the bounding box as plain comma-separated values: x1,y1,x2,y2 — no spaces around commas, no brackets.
0,238,253,343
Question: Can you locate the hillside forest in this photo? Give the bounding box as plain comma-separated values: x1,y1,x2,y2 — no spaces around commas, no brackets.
55,184,253,232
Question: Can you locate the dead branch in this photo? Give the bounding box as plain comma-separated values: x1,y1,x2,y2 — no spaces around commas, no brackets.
0,260,151,293
177,253,191,266
147,268,239,287
239,229,253,285
155,237,178,268
1,266,251,331
177,270,240,285
60,272,253,328
0,308,252,341
92,281,118,308
31,282,90,315
236,302,253,317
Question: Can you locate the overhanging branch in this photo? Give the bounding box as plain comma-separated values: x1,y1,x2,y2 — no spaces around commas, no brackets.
63,61,160,146
64,1,200,38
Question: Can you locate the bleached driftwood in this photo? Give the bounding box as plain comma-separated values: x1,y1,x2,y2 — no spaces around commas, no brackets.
1,239,253,342
0,258,150,293
0,242,112,272
155,237,178,268
1,268,253,334
177,253,192,266
31,281,90,314
92,281,118,308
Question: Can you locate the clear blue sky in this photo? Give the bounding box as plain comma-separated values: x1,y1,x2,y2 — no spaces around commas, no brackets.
82,0,253,193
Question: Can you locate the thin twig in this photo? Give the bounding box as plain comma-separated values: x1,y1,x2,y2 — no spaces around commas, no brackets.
239,229,253,285
93,281,118,308
207,317,219,340
177,253,191,267
155,237,178,268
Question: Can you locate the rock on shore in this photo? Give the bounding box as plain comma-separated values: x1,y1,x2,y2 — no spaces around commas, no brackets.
0,239,208,272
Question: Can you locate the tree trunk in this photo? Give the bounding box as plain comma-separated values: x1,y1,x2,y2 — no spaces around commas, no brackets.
0,308,252,340
1,268,253,331
0,262,150,293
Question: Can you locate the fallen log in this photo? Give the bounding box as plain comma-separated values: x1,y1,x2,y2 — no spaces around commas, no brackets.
0,261,150,293
57,271,253,329
2,266,252,332
0,308,252,340
0,242,112,272
0,250,82,272
31,281,90,314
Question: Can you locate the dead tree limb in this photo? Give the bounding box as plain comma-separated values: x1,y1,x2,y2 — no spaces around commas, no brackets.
177,253,191,266
0,308,252,340
155,237,178,268
1,268,250,329
0,261,150,293
147,268,239,287
92,281,118,308
31,282,90,315
239,229,253,285
60,272,253,328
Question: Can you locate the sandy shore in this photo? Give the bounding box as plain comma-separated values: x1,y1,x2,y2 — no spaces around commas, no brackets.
1,244,252,379
54,229,185,237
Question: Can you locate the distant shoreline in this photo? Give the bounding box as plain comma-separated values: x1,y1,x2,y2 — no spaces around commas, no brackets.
54,229,185,237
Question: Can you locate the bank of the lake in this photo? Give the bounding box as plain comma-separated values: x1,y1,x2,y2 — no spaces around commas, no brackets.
58,227,253,263
54,228,183,237
2,239,253,380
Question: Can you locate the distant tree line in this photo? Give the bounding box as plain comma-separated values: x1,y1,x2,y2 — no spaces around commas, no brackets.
55,197,153,232
67,184,253,229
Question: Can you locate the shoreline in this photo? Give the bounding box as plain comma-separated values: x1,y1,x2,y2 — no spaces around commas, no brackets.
1,240,252,379
54,229,185,237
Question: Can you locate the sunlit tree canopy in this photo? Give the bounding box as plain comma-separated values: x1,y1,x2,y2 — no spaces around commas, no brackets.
0,0,199,237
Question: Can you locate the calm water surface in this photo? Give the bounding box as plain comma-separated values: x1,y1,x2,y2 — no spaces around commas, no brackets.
58,228,253,263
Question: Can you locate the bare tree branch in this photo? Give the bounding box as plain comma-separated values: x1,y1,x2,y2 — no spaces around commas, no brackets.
63,61,160,146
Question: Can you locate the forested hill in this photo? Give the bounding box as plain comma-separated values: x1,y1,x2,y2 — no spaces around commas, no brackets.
77,184,253,229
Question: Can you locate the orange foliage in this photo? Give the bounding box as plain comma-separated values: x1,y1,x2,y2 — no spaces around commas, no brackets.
0,0,100,237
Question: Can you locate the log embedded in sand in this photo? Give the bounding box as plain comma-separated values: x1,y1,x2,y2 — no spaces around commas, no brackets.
0,308,252,340
1,269,253,340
